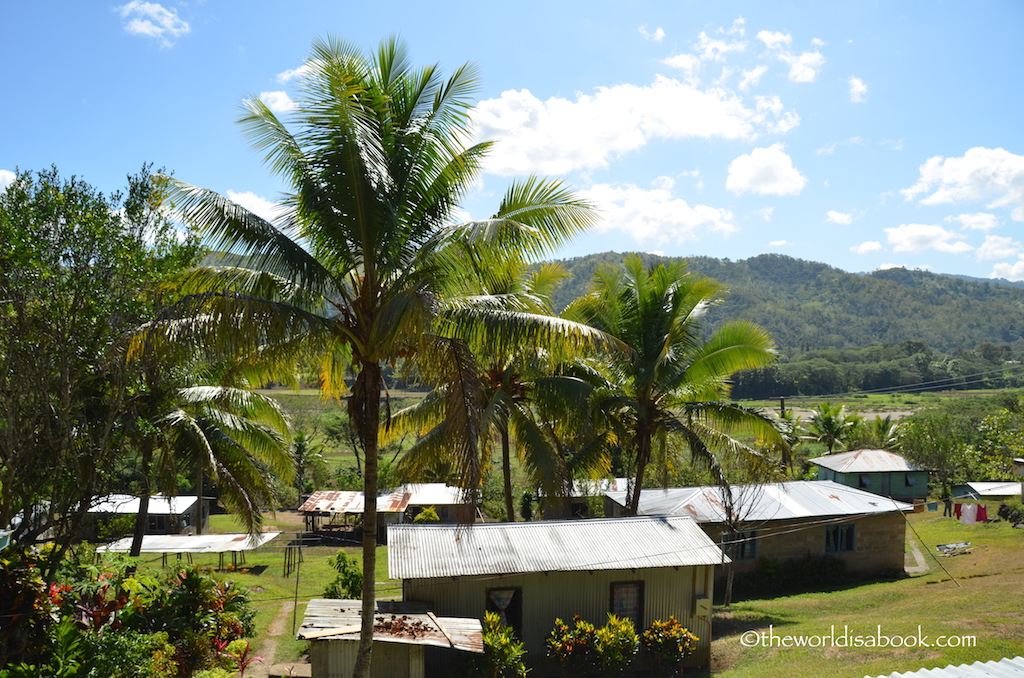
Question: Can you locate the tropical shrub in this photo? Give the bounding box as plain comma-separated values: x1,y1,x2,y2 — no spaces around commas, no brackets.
323,550,363,599
594,613,638,675
0,546,55,667
641,616,698,673
413,506,441,523
479,611,528,678
546,615,598,673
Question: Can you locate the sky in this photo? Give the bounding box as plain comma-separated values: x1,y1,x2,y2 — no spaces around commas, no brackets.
3,1,1024,279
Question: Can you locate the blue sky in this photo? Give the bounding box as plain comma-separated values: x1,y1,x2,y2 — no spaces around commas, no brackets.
3,1,1024,279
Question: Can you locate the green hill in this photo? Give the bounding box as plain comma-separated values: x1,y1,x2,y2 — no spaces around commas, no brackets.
550,252,1024,354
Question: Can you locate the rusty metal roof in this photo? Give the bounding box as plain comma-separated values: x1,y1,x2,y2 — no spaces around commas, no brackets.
810,449,925,473
297,490,411,514
865,656,1024,678
605,481,913,523
388,515,727,580
298,599,483,653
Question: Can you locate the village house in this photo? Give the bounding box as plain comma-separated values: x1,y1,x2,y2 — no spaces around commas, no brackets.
388,516,725,672
88,494,208,537
809,448,930,503
604,480,912,579
398,483,471,523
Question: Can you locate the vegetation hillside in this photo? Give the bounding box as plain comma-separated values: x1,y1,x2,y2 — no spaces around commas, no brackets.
550,252,1024,353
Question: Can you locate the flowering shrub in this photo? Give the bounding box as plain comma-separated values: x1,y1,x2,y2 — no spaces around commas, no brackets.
640,616,698,671
480,611,528,678
595,614,638,675
546,615,598,672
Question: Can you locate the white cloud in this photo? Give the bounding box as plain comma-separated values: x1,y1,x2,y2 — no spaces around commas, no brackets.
276,64,311,83
739,65,768,90
226,190,283,223
826,210,853,225
882,138,904,151
582,180,736,245
0,169,15,193
948,212,1000,231
990,259,1024,281
720,18,746,36
757,30,792,50
662,54,701,81
769,239,788,247
885,223,973,254
259,91,296,113
473,77,775,176
726,144,807,196
693,31,746,61
639,25,665,41
118,1,189,48
758,207,775,221
902,147,1024,220
852,241,882,254
753,95,800,133
779,50,825,83
977,235,1020,261
849,77,867,103
811,38,826,47
816,142,836,156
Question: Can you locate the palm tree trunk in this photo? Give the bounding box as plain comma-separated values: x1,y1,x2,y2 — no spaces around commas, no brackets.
194,466,203,535
627,430,652,516
352,361,381,678
502,428,514,522
128,440,154,573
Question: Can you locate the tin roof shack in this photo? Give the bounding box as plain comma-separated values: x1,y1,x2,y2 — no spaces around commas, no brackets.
88,494,207,537
538,477,631,519
298,490,411,542
298,599,482,678
398,484,472,523
605,481,913,581
810,449,929,503
951,481,1023,502
389,516,725,672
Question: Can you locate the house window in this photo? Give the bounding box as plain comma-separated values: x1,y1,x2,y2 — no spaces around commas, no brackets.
905,474,916,487
610,581,644,628
147,515,167,533
858,475,871,488
486,588,522,639
728,530,758,560
825,524,855,553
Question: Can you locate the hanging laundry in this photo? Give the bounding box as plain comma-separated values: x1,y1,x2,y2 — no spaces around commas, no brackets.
977,504,988,522
961,503,977,526
954,503,963,519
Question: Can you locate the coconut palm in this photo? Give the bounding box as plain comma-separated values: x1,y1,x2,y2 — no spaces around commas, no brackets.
564,255,785,515
147,36,599,676
806,402,857,454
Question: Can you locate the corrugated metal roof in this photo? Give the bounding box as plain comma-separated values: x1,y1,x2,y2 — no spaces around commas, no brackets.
298,599,483,653
605,481,912,523
97,532,279,553
953,481,1023,499
398,484,467,506
388,515,727,580
89,494,198,516
865,656,1024,678
297,490,411,514
810,449,924,473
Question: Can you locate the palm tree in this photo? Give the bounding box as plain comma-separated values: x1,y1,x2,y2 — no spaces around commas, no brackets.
564,255,785,515
149,36,598,677
806,402,857,454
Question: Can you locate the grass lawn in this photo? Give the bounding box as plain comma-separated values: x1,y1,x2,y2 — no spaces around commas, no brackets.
711,506,1024,677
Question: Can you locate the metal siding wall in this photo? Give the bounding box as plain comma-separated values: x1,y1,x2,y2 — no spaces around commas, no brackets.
403,566,712,665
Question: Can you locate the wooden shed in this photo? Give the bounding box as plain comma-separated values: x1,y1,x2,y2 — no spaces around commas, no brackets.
298,599,482,678
389,516,725,671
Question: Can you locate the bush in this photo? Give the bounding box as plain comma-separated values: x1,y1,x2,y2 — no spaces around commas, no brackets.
999,499,1024,524
641,616,698,674
480,611,527,678
82,630,177,678
413,506,440,523
323,550,363,599
595,614,638,675
546,615,597,673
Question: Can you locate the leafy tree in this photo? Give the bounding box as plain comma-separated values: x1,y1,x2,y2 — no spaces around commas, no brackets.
148,36,597,677
805,403,857,454
564,255,784,515
0,165,199,557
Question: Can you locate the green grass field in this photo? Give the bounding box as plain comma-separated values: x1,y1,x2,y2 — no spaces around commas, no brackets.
711,507,1024,677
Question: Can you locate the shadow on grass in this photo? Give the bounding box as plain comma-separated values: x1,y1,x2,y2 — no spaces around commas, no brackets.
713,609,794,638
722,568,910,606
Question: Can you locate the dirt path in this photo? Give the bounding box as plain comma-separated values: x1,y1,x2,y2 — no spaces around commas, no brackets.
906,535,929,574
250,600,310,678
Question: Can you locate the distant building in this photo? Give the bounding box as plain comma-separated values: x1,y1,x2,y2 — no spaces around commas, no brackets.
539,477,631,519
605,480,913,579
398,483,472,523
298,490,411,542
88,494,207,536
810,449,929,502
389,516,724,671
951,481,1022,502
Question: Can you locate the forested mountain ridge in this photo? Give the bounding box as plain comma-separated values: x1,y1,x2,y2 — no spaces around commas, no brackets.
549,252,1024,353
